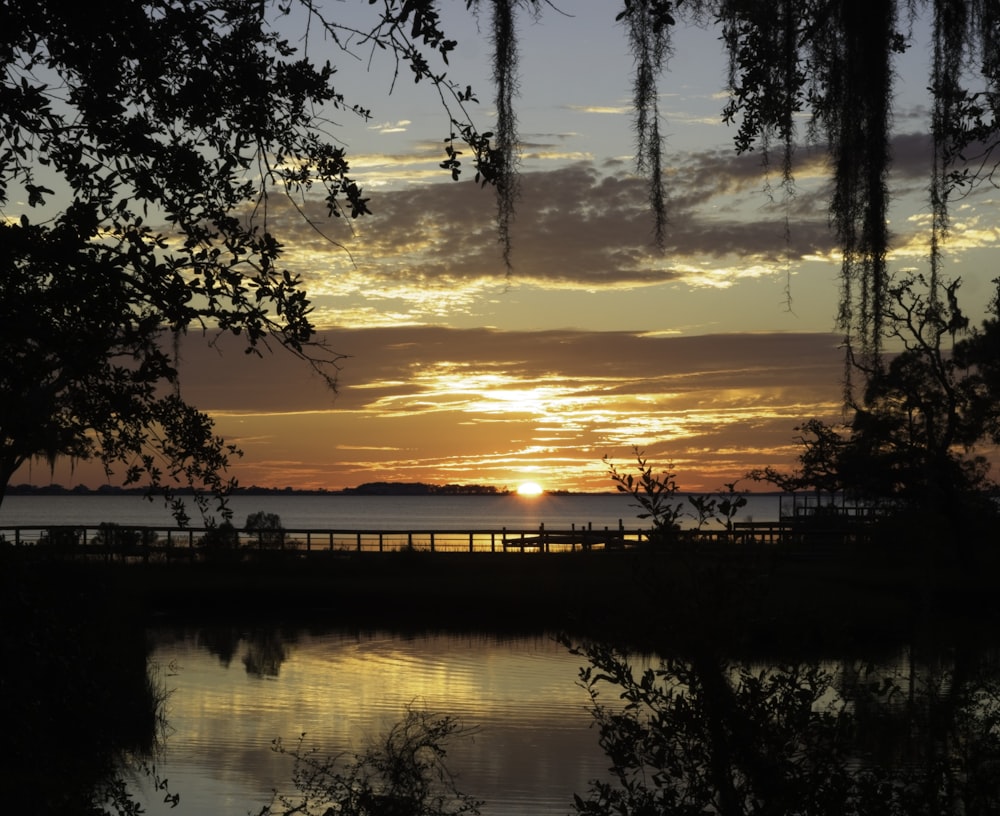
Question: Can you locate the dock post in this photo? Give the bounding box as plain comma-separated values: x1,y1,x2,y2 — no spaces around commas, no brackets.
540,522,546,553
469,532,474,553
430,532,435,552
379,532,384,552
356,531,362,552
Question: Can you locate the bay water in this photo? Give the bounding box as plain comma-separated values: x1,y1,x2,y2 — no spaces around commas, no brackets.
0,491,783,531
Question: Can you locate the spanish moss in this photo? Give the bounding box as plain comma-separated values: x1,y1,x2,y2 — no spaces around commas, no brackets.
621,0,673,249
490,0,521,269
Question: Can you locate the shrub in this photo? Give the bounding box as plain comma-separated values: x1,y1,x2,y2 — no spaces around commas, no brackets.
258,707,482,816
199,521,240,554
93,523,154,555
245,511,286,550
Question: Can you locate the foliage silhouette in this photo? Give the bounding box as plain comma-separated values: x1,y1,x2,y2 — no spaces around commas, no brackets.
199,520,241,557
1,548,175,814
494,0,998,367
258,706,482,816
246,510,286,550
564,638,1000,816
0,0,504,515
606,447,685,543
752,274,1000,527
607,448,750,535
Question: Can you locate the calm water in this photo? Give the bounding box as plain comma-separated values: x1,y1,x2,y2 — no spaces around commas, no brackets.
130,629,1000,816
0,491,783,530
136,629,609,816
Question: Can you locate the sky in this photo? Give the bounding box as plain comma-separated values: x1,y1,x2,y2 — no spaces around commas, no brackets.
32,2,1000,494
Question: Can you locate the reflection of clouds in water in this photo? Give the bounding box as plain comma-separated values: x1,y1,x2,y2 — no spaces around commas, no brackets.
143,630,604,816
143,630,1000,816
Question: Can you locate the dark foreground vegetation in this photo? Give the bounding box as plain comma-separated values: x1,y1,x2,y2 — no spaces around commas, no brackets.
7,526,999,656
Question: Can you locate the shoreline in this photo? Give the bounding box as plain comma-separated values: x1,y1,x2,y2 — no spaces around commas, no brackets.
12,546,998,658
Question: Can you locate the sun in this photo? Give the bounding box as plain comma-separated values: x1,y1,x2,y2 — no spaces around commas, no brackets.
516,481,544,497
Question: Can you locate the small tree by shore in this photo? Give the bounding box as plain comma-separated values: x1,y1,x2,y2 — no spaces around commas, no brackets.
246,511,286,550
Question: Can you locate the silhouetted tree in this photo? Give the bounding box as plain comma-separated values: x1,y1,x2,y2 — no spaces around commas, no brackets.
245,510,286,549
849,274,998,504
754,276,1000,517
0,1,498,514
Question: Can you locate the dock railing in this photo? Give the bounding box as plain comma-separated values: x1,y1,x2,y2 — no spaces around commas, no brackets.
0,521,653,560
0,515,875,561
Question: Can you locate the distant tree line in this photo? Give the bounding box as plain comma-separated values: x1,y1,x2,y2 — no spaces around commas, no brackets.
343,482,509,496
4,481,510,497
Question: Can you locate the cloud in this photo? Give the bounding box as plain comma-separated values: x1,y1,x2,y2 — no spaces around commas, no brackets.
259,155,840,318
204,130,996,334
565,104,632,115
177,327,846,491
369,119,412,134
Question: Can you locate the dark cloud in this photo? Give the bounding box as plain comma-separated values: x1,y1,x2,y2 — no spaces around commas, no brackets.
891,132,935,179
250,129,951,298
258,152,833,282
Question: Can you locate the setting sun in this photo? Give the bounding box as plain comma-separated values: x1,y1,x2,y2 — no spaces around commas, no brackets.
516,481,544,497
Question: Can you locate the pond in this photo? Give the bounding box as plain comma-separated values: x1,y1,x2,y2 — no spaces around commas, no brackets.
134,628,610,816
128,627,1000,816
8,568,1000,816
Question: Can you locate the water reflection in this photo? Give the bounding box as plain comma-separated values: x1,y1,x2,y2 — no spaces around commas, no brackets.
570,640,1000,816
139,628,607,816
132,627,1000,816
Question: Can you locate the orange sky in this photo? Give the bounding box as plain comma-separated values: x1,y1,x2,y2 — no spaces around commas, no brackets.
17,6,1000,494
30,326,849,493
184,327,852,492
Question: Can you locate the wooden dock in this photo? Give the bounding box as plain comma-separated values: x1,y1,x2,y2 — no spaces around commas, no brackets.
0,516,876,561
0,521,649,558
